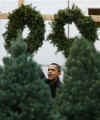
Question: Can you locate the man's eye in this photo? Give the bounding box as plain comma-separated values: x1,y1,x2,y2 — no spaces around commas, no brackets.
48,69,50,71
48,69,55,72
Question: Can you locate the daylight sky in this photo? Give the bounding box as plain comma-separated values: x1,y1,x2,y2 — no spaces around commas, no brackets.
0,0,100,73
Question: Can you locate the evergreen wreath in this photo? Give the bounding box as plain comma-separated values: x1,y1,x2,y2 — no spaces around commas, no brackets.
48,5,97,57
4,5,45,54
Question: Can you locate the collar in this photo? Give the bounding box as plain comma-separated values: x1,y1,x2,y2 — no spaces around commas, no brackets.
46,77,61,87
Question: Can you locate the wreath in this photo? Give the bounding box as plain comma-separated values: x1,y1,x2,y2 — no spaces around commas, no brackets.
4,5,45,54
48,5,97,57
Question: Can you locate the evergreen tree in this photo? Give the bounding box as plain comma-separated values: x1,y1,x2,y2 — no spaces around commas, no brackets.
56,37,100,120
0,34,60,120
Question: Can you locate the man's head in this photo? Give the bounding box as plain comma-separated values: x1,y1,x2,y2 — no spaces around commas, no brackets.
48,63,61,81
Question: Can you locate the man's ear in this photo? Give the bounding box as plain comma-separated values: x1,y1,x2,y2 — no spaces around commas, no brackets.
58,72,61,76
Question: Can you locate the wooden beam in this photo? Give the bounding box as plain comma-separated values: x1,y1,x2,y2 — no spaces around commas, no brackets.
0,12,54,20
0,13,8,19
0,12,100,23
88,8,100,15
18,0,24,7
42,14,54,20
88,8,100,25
0,4,100,23
1,13,100,23
90,15,100,24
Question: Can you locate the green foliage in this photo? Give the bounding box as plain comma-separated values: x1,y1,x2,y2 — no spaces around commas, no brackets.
0,34,60,120
3,5,45,54
56,37,100,120
48,5,97,57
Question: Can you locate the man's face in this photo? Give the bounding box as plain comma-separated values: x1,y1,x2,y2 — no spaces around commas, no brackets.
48,65,61,81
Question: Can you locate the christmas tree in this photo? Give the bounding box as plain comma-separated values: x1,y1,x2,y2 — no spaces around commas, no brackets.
56,37,100,120
0,33,60,120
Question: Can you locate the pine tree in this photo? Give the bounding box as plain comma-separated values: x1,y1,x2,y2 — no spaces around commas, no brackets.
0,33,60,120
56,37,100,120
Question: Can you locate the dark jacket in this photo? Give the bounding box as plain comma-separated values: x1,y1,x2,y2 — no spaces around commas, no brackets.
45,78,61,98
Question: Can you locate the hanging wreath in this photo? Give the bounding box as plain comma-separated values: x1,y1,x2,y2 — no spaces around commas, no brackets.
4,5,45,54
48,5,97,57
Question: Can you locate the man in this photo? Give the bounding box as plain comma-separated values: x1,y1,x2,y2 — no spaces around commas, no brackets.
46,63,61,98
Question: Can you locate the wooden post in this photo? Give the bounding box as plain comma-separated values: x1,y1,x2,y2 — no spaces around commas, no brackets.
0,0,24,19
18,0,24,7
0,0,53,20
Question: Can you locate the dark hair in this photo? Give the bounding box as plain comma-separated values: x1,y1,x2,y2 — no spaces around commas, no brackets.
50,63,61,72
